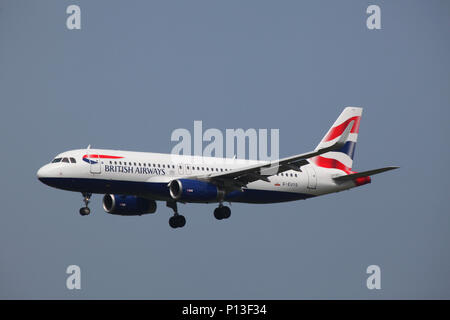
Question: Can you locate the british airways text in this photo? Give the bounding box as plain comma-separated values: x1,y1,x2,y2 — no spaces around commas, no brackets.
104,165,166,175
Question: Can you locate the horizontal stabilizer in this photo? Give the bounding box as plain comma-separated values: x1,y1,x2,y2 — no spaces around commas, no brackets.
333,166,399,182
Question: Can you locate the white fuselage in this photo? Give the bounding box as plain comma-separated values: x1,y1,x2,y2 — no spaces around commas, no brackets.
37,148,356,204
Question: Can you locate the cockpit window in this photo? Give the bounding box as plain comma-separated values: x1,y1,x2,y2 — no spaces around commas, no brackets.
52,158,62,163
62,158,70,163
70,157,76,163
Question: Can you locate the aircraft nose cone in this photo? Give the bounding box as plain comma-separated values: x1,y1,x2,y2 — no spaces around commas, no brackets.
37,167,43,179
37,165,50,180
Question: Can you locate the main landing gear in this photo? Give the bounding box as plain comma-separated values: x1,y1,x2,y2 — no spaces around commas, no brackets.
167,201,186,229
79,192,92,216
214,204,231,220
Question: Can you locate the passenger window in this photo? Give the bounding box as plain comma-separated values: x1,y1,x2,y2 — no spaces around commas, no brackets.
163,164,166,168
52,158,62,163
62,158,69,163
70,157,76,163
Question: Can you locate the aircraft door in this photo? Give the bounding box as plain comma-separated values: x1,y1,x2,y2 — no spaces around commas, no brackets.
305,165,317,189
89,153,101,174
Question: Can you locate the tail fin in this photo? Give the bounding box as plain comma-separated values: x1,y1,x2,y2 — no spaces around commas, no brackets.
311,107,363,173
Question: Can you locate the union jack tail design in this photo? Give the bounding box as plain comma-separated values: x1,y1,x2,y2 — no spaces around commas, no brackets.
311,107,363,173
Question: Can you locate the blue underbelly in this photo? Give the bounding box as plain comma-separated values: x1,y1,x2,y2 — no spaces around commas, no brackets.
38,177,315,203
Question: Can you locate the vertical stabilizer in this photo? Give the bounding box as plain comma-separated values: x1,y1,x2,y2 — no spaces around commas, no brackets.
311,107,363,173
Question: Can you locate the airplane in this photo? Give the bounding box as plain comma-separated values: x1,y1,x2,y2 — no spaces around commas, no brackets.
37,107,398,229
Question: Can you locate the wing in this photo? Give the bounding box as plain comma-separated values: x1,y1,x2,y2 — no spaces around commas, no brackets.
333,166,399,182
193,120,355,190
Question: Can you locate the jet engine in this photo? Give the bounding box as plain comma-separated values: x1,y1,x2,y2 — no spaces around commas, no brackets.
102,194,157,215
169,179,224,202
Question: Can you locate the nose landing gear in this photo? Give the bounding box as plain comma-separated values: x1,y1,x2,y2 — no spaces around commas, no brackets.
79,192,92,216
167,201,186,228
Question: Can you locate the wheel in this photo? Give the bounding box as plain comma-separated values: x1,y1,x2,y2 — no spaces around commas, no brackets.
169,215,186,228
79,207,90,216
214,207,223,220
222,206,231,219
169,216,178,228
177,215,186,228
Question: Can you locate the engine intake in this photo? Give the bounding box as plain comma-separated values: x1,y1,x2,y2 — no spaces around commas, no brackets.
169,179,224,202
102,194,157,215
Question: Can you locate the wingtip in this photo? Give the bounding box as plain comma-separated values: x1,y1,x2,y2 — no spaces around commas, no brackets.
381,166,400,173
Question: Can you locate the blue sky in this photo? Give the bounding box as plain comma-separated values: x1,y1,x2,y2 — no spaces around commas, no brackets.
0,0,449,298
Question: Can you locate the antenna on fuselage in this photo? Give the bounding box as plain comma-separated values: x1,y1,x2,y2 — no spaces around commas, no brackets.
87,144,91,150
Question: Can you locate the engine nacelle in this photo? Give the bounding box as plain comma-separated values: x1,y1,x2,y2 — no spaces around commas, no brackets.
169,179,223,202
102,194,157,215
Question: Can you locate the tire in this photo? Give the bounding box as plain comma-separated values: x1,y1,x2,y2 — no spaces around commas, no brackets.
169,216,178,228
177,215,186,228
222,206,231,219
214,208,223,220
79,207,90,216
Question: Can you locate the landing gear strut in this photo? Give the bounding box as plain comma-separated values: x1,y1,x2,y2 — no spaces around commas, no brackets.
214,203,231,220
167,201,186,229
79,192,92,216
